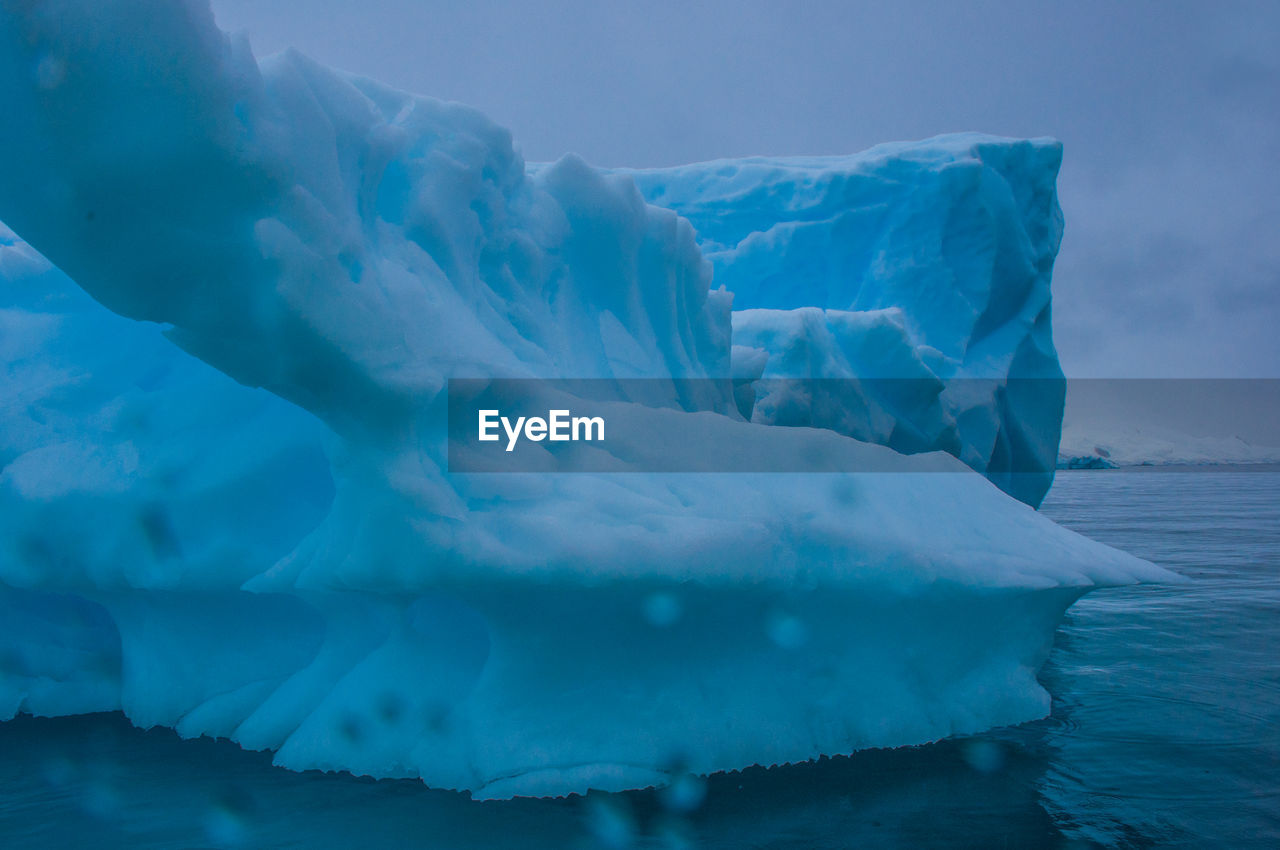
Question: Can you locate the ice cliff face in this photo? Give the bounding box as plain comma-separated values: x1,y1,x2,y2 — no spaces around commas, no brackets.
0,0,1175,799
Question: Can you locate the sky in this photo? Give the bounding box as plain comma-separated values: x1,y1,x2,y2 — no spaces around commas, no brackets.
210,0,1279,377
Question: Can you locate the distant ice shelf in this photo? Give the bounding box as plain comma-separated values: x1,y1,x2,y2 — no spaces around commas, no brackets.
0,0,1178,798
1058,423,1280,468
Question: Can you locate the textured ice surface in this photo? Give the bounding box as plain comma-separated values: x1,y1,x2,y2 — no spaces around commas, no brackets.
620,141,1066,507
0,0,1175,798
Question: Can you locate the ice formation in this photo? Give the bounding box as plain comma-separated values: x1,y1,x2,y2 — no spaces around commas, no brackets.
0,0,1176,798
619,142,1067,508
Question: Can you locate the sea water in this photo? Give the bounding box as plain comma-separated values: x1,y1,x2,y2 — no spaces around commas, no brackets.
1,470,1276,848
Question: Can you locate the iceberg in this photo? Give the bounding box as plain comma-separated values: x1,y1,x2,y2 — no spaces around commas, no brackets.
0,0,1176,799
617,141,1067,508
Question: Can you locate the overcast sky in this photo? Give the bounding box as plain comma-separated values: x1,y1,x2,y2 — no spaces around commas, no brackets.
210,0,1278,377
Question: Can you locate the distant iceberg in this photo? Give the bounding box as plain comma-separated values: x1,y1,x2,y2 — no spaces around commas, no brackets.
0,0,1176,798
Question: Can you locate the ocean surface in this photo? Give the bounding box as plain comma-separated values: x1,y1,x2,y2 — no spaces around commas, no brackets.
1,470,1276,848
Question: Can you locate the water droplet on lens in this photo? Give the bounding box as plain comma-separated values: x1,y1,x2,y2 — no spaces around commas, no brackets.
338,714,363,743
584,794,636,848
34,52,66,90
660,772,706,813
643,591,683,628
960,738,1005,773
766,610,809,649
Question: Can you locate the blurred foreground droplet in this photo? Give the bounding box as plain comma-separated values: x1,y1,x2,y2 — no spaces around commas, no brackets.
660,772,706,813
766,610,809,649
584,794,636,848
960,738,1006,773
642,592,682,628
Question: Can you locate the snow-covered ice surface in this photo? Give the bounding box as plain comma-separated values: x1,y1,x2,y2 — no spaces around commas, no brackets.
0,0,1176,799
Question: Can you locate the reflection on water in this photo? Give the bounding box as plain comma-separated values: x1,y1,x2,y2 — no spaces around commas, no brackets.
1,472,1277,848
0,711,1066,848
